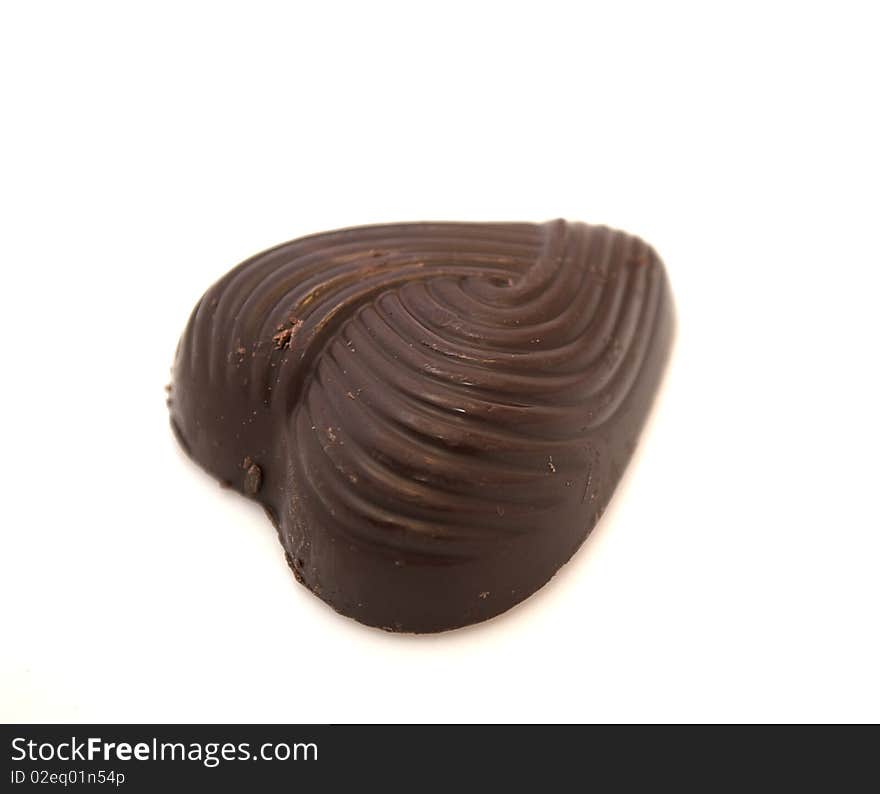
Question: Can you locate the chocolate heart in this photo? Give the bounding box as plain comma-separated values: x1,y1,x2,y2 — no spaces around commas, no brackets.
168,220,674,632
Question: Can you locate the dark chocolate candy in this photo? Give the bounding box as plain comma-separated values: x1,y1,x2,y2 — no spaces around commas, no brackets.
169,221,673,632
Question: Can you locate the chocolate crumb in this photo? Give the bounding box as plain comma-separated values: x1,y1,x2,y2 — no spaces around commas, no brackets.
244,462,262,495
273,327,291,349
272,318,303,350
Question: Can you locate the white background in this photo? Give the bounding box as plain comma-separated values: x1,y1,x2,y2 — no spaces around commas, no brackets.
1,1,878,723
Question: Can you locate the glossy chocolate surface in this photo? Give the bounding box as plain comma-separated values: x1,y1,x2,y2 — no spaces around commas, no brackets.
169,221,673,632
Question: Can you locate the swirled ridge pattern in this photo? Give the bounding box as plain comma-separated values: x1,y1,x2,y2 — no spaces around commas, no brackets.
169,220,674,632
